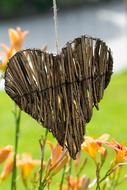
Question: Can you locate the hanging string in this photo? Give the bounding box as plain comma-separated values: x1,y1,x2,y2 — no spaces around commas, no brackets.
53,0,68,150
53,0,60,53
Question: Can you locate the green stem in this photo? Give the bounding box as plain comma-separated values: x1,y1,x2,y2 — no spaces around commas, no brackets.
60,166,66,190
67,159,72,189
39,179,47,190
109,167,121,190
77,158,87,177
96,163,101,190
39,129,48,190
69,159,72,176
99,164,119,184
11,104,21,190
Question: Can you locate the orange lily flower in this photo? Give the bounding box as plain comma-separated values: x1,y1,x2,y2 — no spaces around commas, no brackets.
62,176,90,190
18,153,41,186
106,140,127,163
81,134,109,161
9,27,28,51
45,143,69,179
0,145,13,164
0,27,28,72
0,44,15,72
0,153,14,180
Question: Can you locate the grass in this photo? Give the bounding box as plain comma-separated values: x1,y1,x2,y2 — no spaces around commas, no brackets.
0,70,127,190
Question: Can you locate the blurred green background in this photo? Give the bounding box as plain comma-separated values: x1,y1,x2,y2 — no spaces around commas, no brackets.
0,0,115,19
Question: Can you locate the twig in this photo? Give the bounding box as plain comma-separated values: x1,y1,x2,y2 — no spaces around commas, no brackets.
39,129,48,190
11,104,21,190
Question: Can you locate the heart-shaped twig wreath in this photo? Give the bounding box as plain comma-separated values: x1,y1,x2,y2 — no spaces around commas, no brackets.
5,35,113,159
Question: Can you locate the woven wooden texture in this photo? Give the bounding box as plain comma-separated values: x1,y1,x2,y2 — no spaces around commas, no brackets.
5,35,113,159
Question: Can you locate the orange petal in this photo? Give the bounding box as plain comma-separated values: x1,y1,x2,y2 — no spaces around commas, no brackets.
9,29,19,47
8,27,28,51
0,153,14,181
47,140,55,151
0,145,13,164
51,144,63,166
18,153,41,186
82,137,98,161
45,148,69,178
97,134,110,143
49,151,68,177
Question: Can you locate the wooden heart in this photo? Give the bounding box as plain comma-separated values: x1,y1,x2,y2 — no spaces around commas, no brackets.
5,35,113,159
